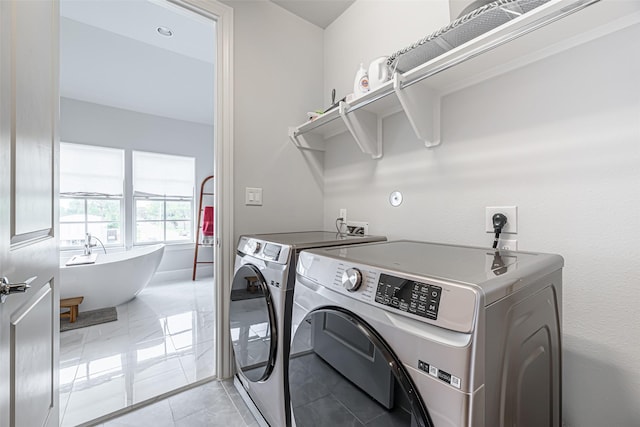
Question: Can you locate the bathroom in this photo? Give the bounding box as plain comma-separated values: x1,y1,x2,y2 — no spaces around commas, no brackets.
0,0,639,426
56,1,218,424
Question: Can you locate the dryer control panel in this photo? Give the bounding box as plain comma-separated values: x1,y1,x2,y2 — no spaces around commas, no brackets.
375,274,442,320
298,253,479,333
237,236,290,264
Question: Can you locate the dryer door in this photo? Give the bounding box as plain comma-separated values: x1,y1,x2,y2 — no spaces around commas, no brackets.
229,264,277,382
289,308,433,427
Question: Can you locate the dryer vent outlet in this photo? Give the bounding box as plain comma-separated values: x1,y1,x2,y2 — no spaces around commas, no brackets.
346,221,368,236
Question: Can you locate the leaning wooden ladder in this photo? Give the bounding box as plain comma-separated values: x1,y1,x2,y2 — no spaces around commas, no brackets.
192,175,214,280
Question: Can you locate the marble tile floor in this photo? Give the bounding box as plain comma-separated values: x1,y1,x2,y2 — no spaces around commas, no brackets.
60,276,217,426
94,379,258,427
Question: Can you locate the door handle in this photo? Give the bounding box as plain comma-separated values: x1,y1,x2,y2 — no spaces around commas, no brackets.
0,276,36,303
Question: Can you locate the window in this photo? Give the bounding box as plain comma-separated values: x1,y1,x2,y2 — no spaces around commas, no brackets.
60,143,124,249
133,151,195,244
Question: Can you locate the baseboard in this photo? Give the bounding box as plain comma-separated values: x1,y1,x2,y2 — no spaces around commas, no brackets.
151,267,213,284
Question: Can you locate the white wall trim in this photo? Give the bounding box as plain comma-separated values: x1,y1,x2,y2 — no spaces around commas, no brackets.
169,0,234,379
150,267,213,284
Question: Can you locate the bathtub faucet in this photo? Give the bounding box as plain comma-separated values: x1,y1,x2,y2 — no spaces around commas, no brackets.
84,233,97,255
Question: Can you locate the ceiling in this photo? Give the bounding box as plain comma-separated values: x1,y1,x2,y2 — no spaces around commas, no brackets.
60,0,353,126
271,0,354,28
60,0,216,125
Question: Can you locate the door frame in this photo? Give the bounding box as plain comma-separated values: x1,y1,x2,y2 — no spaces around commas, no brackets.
170,0,235,379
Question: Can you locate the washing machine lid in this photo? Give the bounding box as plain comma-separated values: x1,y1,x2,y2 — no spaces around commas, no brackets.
238,231,387,266
243,231,386,250
303,240,563,305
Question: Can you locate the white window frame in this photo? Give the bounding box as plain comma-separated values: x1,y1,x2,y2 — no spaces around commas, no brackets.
133,195,194,245
59,196,126,249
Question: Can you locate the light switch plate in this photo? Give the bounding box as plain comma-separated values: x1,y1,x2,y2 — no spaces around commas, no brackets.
245,187,263,206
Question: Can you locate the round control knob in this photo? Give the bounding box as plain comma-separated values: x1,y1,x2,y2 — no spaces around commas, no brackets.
247,240,261,254
342,268,362,292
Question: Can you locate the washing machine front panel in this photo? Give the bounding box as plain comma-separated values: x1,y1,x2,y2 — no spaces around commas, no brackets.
291,273,480,427
230,263,278,382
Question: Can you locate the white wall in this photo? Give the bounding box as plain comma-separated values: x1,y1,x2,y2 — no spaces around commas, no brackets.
324,0,450,101
224,0,325,239
324,3,640,426
60,97,215,274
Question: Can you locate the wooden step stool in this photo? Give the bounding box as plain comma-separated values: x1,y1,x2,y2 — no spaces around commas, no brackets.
60,296,84,323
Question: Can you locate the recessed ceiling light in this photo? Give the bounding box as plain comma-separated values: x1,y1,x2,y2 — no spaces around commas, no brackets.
157,26,173,37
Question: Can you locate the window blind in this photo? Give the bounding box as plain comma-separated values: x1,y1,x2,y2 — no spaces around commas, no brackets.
133,151,195,198
60,143,124,196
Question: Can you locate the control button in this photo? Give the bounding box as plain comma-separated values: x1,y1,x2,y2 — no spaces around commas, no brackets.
421,286,429,294
419,295,427,303
429,286,442,301
342,268,362,292
246,240,261,254
391,298,399,307
399,302,409,311
417,304,426,312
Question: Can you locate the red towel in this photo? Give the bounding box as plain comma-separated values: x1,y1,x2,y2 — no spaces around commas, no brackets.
202,206,214,236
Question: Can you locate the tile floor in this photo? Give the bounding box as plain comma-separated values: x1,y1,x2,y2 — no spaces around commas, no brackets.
59,276,219,426
95,379,257,427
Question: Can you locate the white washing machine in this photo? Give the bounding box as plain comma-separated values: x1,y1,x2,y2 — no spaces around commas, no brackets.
229,231,386,427
289,240,563,427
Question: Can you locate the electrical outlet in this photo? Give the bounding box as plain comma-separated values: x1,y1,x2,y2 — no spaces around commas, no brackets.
497,238,518,251
346,221,368,236
339,209,347,222
485,206,517,234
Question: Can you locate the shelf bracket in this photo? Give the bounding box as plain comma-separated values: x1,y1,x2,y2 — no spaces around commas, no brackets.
393,73,441,148
288,127,325,152
338,102,382,159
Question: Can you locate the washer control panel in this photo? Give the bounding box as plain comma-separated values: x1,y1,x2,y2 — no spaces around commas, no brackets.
297,251,479,333
375,274,442,320
238,237,289,264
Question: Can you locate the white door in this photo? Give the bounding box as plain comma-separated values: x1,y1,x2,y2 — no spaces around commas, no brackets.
0,0,60,426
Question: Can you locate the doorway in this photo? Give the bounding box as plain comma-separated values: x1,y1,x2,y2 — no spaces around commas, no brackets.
57,0,233,425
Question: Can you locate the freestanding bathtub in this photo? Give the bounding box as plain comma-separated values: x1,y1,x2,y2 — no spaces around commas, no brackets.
60,244,165,312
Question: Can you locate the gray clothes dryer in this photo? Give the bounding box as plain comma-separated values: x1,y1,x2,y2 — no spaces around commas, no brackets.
229,231,386,427
289,240,563,427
